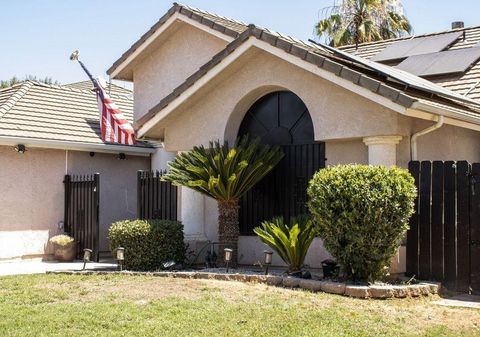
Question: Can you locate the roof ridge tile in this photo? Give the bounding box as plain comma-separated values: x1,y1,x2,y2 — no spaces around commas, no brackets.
0,81,34,120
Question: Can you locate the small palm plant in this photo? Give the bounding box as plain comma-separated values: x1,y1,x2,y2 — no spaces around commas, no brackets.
163,135,284,265
254,215,317,274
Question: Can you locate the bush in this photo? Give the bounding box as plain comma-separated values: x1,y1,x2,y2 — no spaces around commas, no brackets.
108,219,186,271
307,165,416,282
49,234,74,247
254,215,317,273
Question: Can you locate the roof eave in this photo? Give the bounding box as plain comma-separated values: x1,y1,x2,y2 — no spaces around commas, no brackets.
410,101,480,129
0,136,156,156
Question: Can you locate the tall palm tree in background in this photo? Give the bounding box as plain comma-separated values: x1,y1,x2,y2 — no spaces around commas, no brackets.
163,136,284,265
316,0,412,47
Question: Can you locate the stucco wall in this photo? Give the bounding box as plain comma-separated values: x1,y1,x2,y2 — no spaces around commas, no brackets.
159,49,403,151
66,151,150,251
0,146,150,259
133,22,227,121
0,146,64,259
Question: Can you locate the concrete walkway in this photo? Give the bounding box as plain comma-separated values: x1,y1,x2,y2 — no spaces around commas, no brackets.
0,259,117,276
433,294,480,309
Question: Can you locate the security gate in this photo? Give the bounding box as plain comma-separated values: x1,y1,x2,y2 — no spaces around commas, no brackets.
407,161,480,294
63,174,100,261
239,142,325,234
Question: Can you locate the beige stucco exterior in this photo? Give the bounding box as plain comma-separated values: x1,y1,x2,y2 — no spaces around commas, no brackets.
134,37,480,269
0,145,149,260
133,21,228,121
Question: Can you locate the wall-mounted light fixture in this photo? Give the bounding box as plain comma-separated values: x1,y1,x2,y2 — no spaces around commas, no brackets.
14,144,26,154
116,153,126,160
89,152,95,157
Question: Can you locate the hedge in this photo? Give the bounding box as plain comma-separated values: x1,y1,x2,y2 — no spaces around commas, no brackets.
108,219,186,271
307,165,416,282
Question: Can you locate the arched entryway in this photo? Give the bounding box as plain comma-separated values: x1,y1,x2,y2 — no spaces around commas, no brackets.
237,91,325,234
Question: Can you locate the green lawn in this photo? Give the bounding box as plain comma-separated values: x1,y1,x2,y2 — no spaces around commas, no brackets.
0,274,478,337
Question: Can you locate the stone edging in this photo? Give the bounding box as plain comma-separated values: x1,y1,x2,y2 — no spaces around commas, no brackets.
47,270,440,299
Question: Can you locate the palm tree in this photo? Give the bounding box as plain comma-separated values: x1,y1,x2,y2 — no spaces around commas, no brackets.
316,0,412,47
163,135,284,265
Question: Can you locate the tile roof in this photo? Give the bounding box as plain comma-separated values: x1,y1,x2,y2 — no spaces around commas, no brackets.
107,2,249,76
0,81,151,150
340,26,480,101
63,80,132,96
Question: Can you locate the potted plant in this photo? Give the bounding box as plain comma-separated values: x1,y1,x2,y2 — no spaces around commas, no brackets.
49,234,77,262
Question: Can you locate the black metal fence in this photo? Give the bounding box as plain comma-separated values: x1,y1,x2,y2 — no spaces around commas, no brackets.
239,142,326,234
137,170,178,220
64,173,100,261
407,161,480,294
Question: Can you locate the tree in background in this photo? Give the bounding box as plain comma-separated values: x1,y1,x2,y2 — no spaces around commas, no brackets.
316,0,412,47
0,75,60,89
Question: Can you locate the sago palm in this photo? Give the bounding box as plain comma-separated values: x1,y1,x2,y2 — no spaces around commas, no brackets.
163,135,284,265
254,215,317,274
316,0,412,47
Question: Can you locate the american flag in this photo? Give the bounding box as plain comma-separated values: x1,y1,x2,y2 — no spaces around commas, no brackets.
96,81,136,145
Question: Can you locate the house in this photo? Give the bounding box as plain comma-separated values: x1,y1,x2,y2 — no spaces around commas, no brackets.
0,81,153,259
107,3,480,271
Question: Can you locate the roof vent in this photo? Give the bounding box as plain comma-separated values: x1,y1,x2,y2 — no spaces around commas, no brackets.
452,21,464,29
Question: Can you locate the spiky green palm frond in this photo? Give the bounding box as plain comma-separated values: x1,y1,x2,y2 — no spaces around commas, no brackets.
254,215,317,273
163,135,284,201
316,0,412,47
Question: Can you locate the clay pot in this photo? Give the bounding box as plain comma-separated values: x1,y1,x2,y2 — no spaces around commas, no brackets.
53,241,77,262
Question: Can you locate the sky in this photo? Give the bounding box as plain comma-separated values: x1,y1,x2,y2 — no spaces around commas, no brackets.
1,0,480,86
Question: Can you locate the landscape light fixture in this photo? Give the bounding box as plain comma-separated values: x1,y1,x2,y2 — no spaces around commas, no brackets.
224,248,233,273
82,248,93,270
14,144,26,154
264,250,273,275
116,247,125,271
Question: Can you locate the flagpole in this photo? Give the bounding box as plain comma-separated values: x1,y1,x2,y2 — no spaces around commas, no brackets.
69,50,98,89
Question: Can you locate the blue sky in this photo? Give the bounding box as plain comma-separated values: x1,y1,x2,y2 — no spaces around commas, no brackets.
1,0,480,85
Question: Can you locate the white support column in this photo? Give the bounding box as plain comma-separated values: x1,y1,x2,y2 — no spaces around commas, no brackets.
151,147,176,171
180,187,207,241
363,135,405,274
362,135,402,166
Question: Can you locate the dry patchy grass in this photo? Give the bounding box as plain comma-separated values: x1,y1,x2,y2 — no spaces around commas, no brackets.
0,274,479,337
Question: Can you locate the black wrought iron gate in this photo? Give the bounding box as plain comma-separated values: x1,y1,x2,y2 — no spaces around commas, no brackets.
407,161,480,294
239,142,325,234
64,174,100,261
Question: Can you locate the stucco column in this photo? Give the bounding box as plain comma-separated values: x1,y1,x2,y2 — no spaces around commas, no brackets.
362,135,402,166
151,146,176,171
179,187,207,241
363,135,405,274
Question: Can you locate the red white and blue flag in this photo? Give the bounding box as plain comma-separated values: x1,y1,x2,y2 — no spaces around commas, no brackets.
95,80,136,145
70,52,136,145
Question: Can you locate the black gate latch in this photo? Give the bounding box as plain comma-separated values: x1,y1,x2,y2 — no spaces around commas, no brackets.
470,174,480,195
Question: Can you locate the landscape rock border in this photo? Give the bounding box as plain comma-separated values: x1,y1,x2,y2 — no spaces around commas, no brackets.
47,270,440,299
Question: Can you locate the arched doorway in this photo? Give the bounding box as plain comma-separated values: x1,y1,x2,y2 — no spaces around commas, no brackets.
237,91,325,234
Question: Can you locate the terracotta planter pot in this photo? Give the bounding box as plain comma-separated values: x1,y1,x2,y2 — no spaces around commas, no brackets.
53,242,77,262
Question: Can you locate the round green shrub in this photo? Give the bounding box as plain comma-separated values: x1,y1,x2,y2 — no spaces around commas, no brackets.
307,165,416,282
108,219,186,271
